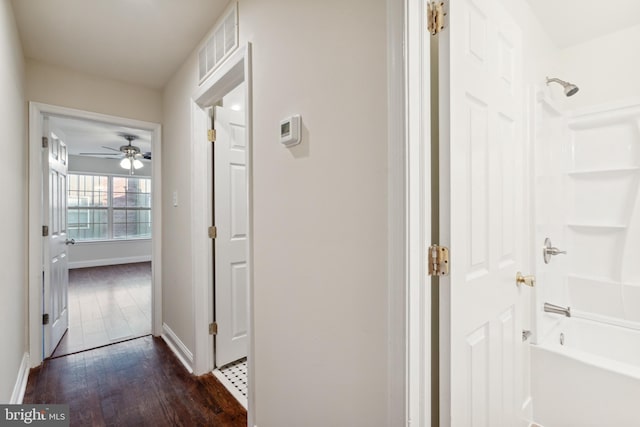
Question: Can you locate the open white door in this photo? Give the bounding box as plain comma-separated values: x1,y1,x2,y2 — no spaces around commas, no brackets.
43,118,71,358
439,0,526,425
214,105,248,368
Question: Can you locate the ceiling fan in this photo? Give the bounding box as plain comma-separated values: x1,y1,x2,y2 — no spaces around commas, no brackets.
79,133,151,175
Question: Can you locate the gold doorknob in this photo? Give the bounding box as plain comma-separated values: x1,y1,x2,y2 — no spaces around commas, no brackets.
516,272,535,287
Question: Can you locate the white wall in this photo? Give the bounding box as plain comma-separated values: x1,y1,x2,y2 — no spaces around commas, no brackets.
162,1,389,425
558,24,640,110
69,154,151,177
0,0,27,403
26,59,162,123
68,240,152,269
241,1,388,424
161,47,197,353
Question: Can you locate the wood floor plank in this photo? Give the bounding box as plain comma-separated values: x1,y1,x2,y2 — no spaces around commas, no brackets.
24,336,247,427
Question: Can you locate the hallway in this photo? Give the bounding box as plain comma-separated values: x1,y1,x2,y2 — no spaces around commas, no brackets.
24,336,247,426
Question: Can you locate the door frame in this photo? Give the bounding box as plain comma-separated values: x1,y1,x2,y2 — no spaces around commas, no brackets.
28,102,163,367
189,44,254,423
398,0,434,426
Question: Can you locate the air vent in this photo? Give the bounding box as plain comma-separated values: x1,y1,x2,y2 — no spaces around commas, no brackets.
199,4,238,83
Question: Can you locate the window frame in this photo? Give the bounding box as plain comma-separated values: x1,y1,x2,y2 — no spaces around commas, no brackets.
67,173,152,242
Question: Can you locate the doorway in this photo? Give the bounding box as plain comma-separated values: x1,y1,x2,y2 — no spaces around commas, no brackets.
28,103,162,367
48,116,153,357
190,45,254,416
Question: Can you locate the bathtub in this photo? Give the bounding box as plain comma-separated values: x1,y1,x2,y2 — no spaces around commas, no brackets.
531,317,640,427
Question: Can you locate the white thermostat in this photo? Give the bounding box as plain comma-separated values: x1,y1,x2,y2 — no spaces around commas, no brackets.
280,115,301,147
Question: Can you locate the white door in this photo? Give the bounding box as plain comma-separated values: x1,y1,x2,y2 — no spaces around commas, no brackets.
43,118,70,357
440,0,525,425
214,105,248,367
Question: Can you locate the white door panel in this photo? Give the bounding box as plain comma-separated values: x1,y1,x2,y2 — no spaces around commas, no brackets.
441,0,525,425
43,118,70,357
214,106,248,367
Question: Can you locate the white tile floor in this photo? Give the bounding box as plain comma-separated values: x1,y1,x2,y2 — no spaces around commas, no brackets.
215,358,248,408
51,262,151,358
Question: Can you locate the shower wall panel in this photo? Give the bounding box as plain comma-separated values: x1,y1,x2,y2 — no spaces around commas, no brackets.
565,102,640,324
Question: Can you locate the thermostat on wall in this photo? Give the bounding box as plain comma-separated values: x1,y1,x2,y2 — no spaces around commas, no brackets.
280,115,301,147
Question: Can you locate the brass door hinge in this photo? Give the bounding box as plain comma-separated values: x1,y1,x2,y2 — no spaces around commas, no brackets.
208,226,217,239
427,1,446,36
42,225,49,237
42,136,49,149
209,322,218,335
428,244,450,276
42,313,50,325
207,129,216,142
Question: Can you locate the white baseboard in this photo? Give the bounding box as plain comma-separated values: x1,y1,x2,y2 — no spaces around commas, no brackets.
161,323,193,374
69,255,152,269
10,353,30,404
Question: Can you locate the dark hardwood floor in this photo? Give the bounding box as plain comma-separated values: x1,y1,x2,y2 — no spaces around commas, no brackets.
24,336,247,427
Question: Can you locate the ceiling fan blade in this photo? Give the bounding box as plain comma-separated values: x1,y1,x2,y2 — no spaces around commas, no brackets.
143,152,152,160
79,152,122,156
101,146,122,152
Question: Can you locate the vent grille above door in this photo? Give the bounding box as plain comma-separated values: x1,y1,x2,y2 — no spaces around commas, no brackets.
198,4,238,83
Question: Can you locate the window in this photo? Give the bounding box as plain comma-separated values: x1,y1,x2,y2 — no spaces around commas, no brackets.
112,177,152,239
68,174,151,241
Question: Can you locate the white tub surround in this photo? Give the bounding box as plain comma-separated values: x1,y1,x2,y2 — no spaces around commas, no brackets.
532,317,640,427
532,97,640,427
564,101,640,324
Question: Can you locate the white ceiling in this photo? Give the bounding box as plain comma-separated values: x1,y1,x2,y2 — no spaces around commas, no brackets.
11,0,229,89
49,115,152,157
526,0,640,48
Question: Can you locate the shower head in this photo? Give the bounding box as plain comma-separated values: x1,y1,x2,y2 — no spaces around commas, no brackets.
546,77,579,97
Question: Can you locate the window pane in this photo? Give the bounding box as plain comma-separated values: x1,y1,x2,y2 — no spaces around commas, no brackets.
113,222,127,239
67,174,109,208
68,210,107,241
137,194,151,208
113,209,126,225
113,177,126,192
67,174,151,241
113,207,151,239
127,223,152,239
113,193,126,207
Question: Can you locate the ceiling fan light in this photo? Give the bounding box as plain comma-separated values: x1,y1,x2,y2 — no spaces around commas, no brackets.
120,157,132,169
133,159,144,169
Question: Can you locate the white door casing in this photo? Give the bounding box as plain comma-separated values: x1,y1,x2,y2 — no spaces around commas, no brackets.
43,118,70,357
29,102,163,368
214,105,248,367
440,0,525,425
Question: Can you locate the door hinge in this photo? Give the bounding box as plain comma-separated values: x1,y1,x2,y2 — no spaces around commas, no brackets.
207,129,216,142
428,244,450,276
427,1,447,36
42,136,49,149
42,313,50,325
208,226,217,239
42,225,49,237
209,322,218,335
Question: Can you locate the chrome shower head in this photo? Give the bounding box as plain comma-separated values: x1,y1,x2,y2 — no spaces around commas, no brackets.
546,77,579,97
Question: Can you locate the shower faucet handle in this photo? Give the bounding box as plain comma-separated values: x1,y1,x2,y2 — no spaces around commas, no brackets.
543,237,567,264
547,247,566,256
